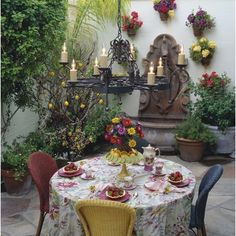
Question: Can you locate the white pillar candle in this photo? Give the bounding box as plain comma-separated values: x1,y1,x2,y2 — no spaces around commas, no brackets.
147,62,155,85
99,47,108,68
93,57,100,75
157,57,164,77
130,43,135,60
177,45,185,65
60,42,68,63
70,59,77,81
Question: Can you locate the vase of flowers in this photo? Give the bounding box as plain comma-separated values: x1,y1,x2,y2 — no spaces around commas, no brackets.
104,116,144,178
122,11,143,37
189,37,216,66
186,7,215,37
153,0,176,21
189,72,235,154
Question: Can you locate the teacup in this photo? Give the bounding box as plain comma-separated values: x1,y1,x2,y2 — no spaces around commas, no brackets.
123,176,133,188
85,170,93,178
155,161,164,175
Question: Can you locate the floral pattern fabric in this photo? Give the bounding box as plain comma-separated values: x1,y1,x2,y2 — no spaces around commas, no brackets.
48,156,196,236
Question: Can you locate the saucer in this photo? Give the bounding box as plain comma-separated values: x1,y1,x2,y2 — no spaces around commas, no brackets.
152,171,166,177
98,188,130,202
122,183,137,190
80,173,95,180
58,168,84,177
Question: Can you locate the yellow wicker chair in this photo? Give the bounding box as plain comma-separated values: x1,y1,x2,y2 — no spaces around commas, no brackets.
75,200,136,236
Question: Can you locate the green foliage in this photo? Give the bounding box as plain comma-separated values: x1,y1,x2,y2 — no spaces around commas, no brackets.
175,116,216,145
1,0,67,107
189,72,235,131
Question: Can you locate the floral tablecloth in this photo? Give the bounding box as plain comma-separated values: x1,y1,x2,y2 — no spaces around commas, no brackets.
48,155,196,236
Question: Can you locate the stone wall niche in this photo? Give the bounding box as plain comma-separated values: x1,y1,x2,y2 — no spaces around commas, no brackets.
138,34,190,152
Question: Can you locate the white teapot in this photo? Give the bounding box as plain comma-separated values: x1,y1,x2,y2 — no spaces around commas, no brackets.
142,144,160,171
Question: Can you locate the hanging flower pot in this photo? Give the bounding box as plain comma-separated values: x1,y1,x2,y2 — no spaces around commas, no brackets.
201,57,212,66
192,25,203,37
159,12,169,21
127,28,136,37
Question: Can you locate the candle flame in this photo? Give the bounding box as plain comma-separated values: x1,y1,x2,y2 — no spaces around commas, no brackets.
159,57,162,66
71,59,76,70
62,42,67,52
95,57,98,66
102,47,106,56
149,62,154,73
180,45,184,54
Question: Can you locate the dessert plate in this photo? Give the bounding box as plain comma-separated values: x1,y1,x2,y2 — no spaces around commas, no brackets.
174,179,191,188
98,187,130,202
58,168,84,177
152,171,166,177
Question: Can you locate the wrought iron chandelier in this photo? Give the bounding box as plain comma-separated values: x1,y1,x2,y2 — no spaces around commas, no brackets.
59,0,190,110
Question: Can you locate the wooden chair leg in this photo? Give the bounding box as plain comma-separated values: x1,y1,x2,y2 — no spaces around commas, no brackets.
197,228,203,236
202,224,207,236
36,211,46,236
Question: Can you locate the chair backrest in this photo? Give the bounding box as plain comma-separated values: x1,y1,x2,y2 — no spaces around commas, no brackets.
75,200,136,236
195,164,223,227
134,136,149,154
28,152,58,213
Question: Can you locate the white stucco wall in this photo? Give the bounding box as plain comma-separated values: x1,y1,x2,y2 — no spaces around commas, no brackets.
97,0,235,116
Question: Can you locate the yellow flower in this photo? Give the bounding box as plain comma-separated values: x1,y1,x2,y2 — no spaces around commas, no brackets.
75,95,80,100
78,63,83,68
68,132,72,137
193,46,201,52
153,0,160,3
168,10,175,17
128,139,136,148
98,99,104,105
61,81,66,87
200,37,207,43
48,71,55,77
96,93,100,97
62,141,67,146
208,41,216,49
80,103,85,109
191,43,196,49
77,144,81,150
112,117,120,124
48,103,53,109
64,101,69,107
127,127,136,135
89,136,93,142
202,49,210,58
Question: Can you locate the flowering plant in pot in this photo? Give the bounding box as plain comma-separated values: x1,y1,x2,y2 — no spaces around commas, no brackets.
189,37,216,66
153,0,176,21
104,116,144,178
189,72,235,154
122,11,143,36
186,7,215,37
175,115,216,162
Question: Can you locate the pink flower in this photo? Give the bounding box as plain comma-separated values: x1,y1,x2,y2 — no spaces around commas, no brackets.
104,133,111,141
118,127,126,135
138,21,143,27
207,79,213,87
210,71,218,78
116,137,122,145
131,11,138,19
202,73,209,79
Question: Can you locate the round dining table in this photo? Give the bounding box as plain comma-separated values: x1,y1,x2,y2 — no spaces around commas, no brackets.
48,155,196,236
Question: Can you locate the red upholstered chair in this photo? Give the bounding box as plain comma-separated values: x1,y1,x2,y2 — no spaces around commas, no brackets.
28,152,58,236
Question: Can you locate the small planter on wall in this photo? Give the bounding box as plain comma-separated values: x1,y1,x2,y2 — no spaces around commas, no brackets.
192,25,203,37
159,12,168,21
127,28,136,37
201,57,212,66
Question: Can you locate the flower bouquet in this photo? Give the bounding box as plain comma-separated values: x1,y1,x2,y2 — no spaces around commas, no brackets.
153,0,176,21
186,7,215,37
122,11,143,36
104,116,144,178
189,37,216,66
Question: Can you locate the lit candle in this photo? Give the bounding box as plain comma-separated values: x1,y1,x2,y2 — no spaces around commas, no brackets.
130,43,135,60
60,42,68,63
177,45,186,65
70,59,77,81
99,46,108,68
157,57,164,77
93,57,100,75
147,62,155,85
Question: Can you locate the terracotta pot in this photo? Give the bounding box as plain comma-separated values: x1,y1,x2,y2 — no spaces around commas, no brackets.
176,137,204,162
1,169,32,195
127,28,136,36
159,12,168,21
192,25,203,37
201,57,211,66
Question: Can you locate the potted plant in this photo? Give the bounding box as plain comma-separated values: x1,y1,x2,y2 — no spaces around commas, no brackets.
122,11,143,36
153,0,176,21
189,37,216,66
175,116,216,162
189,72,235,155
186,7,215,37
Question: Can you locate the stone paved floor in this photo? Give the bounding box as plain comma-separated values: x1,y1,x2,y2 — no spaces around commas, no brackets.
1,155,235,236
